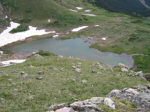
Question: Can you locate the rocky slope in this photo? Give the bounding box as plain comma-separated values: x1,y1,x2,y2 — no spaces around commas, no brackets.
0,0,89,27
95,0,150,16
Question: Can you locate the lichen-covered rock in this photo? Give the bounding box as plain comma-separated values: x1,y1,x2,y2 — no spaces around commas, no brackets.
70,100,101,111
55,107,75,112
144,73,150,81
48,97,115,112
104,98,115,109
47,85,150,112
108,85,150,112
48,103,68,111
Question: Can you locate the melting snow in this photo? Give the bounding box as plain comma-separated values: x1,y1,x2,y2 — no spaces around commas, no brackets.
69,9,78,12
101,37,107,41
76,7,83,10
83,14,96,16
48,19,51,23
0,59,26,67
95,25,100,27
0,21,55,47
52,34,59,38
84,9,91,13
5,15,8,19
72,26,88,32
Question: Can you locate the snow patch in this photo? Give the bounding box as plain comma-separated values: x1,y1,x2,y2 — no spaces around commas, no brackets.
139,0,150,9
76,7,83,10
72,26,88,32
0,59,26,67
83,14,96,17
53,34,59,38
0,21,56,47
101,37,107,41
69,9,78,12
0,51,3,55
84,9,91,13
48,19,51,23
94,25,100,27
5,15,8,19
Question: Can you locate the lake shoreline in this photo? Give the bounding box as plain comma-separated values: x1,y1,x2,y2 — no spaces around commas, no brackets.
4,37,134,68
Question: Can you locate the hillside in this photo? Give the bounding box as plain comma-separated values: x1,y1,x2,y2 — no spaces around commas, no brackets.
0,54,148,112
0,1,150,111
0,0,93,28
0,0,150,72
95,0,150,16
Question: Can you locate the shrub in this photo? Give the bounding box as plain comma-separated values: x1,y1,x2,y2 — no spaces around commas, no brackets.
10,24,29,33
38,50,56,56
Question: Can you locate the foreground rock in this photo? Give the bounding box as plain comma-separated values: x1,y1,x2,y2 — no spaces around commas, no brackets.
48,97,115,112
108,85,150,112
48,85,150,112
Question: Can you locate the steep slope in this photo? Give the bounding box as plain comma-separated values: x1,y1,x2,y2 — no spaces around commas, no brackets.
0,54,148,112
0,0,150,73
0,2,9,32
95,0,150,16
0,0,89,27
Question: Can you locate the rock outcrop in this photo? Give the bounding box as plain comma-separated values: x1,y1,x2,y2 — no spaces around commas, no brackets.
108,85,150,112
48,97,115,112
47,85,150,112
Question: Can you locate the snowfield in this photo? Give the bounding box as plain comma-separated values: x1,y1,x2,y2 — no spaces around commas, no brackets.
0,21,55,47
0,59,26,67
72,26,88,32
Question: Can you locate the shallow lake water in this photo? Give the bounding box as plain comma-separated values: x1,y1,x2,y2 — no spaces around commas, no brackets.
6,38,134,68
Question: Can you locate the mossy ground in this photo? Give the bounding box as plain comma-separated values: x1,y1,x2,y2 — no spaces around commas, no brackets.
100,98,137,112
0,55,148,112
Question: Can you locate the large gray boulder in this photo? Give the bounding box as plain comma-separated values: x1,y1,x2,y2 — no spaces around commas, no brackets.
108,85,150,112
48,97,115,112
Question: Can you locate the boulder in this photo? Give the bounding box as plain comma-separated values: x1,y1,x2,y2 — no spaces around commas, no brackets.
49,103,68,111
70,101,101,111
88,97,104,104
144,73,150,81
75,68,81,73
121,68,129,72
104,98,115,109
135,71,144,77
108,85,150,111
36,76,43,80
81,79,88,84
55,107,74,112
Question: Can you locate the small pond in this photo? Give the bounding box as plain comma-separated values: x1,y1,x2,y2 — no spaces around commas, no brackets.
6,38,134,68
